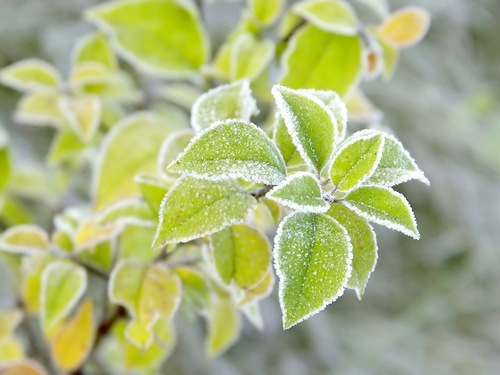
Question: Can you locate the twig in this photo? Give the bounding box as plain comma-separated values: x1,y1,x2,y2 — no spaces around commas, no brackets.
279,19,307,44
250,185,274,199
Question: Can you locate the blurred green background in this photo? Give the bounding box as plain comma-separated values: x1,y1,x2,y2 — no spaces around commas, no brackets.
1,0,500,374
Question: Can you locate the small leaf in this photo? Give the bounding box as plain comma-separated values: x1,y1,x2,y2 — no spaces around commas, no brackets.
272,85,338,173
14,92,64,127
210,224,271,288
168,120,287,185
205,292,240,359
46,129,87,166
345,90,383,123
230,33,274,82
0,142,12,192
191,80,258,133
0,59,61,93
237,268,274,307
119,226,163,262
153,177,257,247
41,261,87,332
158,129,194,177
0,225,49,255
86,0,209,77
249,0,284,26
59,96,101,142
21,254,55,313
327,204,377,299
380,38,399,80
174,267,210,311
0,360,48,375
343,185,419,239
96,199,155,228
74,219,121,252
267,172,329,213
293,0,358,35
125,319,154,349
0,309,23,338
51,299,95,372
157,83,202,110
274,212,352,329
378,6,431,48
280,24,363,98
367,133,429,187
78,241,114,271
241,302,264,331
0,335,24,363
273,113,306,170
72,31,117,71
134,174,174,215
329,130,385,194
93,112,174,211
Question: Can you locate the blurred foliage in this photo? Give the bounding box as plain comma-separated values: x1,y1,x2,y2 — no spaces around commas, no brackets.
0,0,499,374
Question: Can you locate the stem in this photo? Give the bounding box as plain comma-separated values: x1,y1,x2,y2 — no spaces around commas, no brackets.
279,19,307,44
250,185,274,199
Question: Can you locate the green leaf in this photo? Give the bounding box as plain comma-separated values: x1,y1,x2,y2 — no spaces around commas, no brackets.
0,59,61,93
280,24,363,98
86,0,209,77
0,142,12,192
0,335,24,363
327,203,377,299
274,212,352,329
59,96,101,142
74,219,121,252
93,112,174,211
157,82,202,110
158,129,194,177
237,268,274,307
174,266,210,311
380,38,399,80
21,254,55,313
0,309,23,338
293,0,358,35
72,31,117,71
0,225,49,254
272,85,338,173
191,80,258,133
267,172,329,213
343,185,419,239
41,261,87,332
241,302,264,331
78,241,114,271
205,292,240,359
96,199,155,228
367,133,429,187
153,177,257,247
272,113,306,170
134,174,174,215
329,130,385,194
167,120,287,185
46,129,87,166
210,224,271,288
119,225,163,262
230,33,274,82
14,92,64,127
249,0,284,26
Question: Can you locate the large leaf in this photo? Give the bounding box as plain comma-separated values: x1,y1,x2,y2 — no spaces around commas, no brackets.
92,112,173,211
327,204,377,299
167,120,287,185
210,224,271,289
50,299,95,372
41,261,87,332
367,133,429,186
329,130,385,195
0,59,61,93
249,0,284,26
191,80,258,133
272,85,338,173
86,0,209,77
293,0,358,35
343,185,419,239
280,24,363,98
153,177,257,247
267,172,329,213
378,6,431,48
274,212,352,329
0,225,49,255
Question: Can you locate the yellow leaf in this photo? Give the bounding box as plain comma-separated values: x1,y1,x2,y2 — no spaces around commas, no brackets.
0,335,24,364
59,96,101,142
74,219,121,252
0,225,48,255
0,310,23,338
0,360,47,375
50,299,95,372
378,6,430,48
237,268,275,308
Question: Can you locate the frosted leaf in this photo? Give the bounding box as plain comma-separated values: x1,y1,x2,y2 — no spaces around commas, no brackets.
96,199,155,228
0,59,61,93
74,219,121,252
293,0,359,35
267,172,329,213
274,212,352,329
367,133,429,186
152,176,257,247
47,129,86,166
14,92,64,128
241,302,264,331
191,80,258,133
237,268,275,308
378,6,431,48
167,120,287,185
230,33,274,82
327,204,377,299
272,85,338,173
71,31,117,71
343,185,419,239
272,113,307,170
59,96,101,142
329,130,385,194
298,89,348,142
209,224,271,289
157,129,194,177
0,225,49,255
134,174,174,215
250,0,284,27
